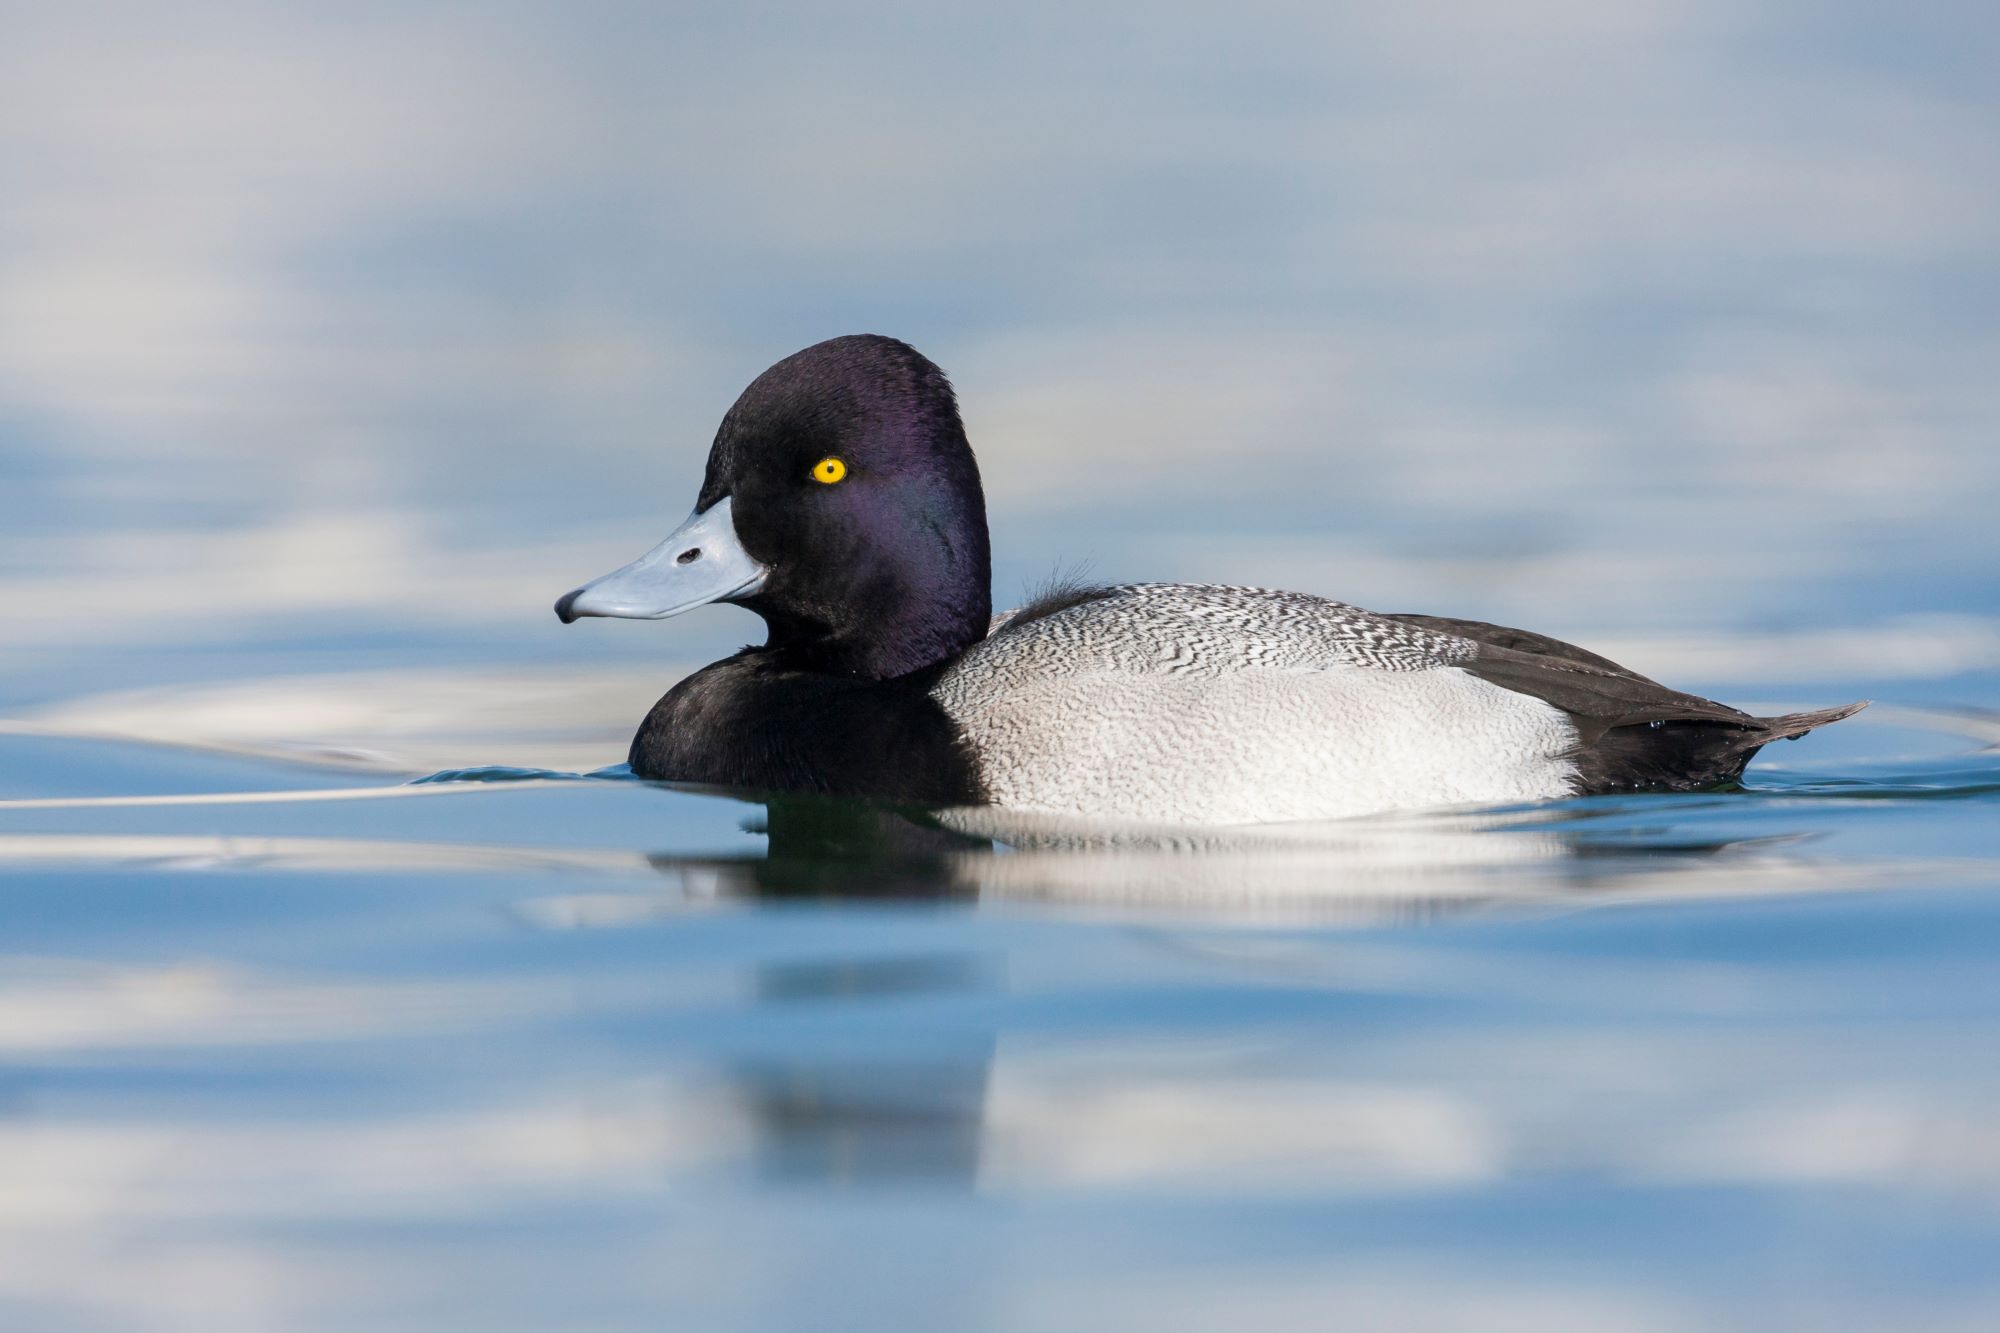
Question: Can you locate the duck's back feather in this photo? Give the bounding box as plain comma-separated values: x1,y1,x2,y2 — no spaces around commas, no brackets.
935,585,1864,821
934,584,1578,822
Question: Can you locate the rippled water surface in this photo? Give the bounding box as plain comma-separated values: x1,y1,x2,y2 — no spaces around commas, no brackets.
7,2,2000,1328
4,680,1999,1330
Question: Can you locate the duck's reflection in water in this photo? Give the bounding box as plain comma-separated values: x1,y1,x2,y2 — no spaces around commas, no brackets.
740,951,996,1186
565,793,1804,1193
616,789,1787,923
644,799,983,1189
730,796,986,902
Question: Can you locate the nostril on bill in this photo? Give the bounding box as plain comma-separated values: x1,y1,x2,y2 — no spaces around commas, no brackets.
676,548,701,565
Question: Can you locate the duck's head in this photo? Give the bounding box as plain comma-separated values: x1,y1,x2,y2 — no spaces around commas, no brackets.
555,335,992,678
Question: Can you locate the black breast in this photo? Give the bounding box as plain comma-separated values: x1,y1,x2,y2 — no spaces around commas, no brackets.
628,651,985,804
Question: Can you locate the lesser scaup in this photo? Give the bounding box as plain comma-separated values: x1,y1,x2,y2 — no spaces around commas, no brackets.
556,335,1863,822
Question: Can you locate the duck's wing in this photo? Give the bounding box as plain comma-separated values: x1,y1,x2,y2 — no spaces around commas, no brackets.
1383,611,1867,791
1379,613,1657,681
940,583,1585,821
959,585,1863,801
976,582,1488,675
1379,610,1741,735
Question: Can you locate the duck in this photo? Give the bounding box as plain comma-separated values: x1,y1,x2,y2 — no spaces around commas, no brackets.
555,334,1864,824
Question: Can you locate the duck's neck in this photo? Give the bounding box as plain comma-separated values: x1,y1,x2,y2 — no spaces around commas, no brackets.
753,579,990,679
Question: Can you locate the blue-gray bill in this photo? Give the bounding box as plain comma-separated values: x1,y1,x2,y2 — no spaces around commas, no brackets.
554,496,768,623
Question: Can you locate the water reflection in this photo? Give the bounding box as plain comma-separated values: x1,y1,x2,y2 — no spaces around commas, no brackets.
512,778,2000,1209
502,784,2000,1246
739,1049,995,1187
510,785,1970,926
1,775,1998,1329
743,946,996,1185
2,700,1997,1322
5,0,2000,1319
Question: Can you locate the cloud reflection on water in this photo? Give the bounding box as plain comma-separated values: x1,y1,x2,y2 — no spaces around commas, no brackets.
0,895,1997,1331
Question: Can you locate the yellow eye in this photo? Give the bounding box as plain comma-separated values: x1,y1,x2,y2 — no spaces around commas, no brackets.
811,456,848,485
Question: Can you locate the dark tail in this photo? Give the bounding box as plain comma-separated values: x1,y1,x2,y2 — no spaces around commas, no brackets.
1393,609,1874,795
1573,700,1868,795
1740,700,1871,748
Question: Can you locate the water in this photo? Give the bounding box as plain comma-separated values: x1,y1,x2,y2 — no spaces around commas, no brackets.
3,683,1998,1329
6,3,2000,1328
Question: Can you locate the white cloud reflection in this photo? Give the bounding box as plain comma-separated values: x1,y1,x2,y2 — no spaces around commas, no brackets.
0,950,1995,1329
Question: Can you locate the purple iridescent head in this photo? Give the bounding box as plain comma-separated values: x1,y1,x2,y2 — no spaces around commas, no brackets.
556,336,993,679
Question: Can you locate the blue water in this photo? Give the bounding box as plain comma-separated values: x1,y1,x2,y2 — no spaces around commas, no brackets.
2,702,1997,1330
6,2,2000,1328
